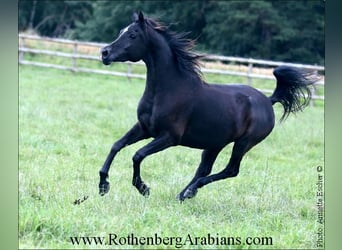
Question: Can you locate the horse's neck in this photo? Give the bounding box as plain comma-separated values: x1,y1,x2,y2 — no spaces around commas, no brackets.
143,36,174,86
142,34,200,94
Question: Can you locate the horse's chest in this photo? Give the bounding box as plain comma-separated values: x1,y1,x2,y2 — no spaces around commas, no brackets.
137,97,159,136
137,91,192,137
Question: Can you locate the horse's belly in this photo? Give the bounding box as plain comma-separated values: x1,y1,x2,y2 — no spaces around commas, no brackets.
180,135,232,149
180,118,236,149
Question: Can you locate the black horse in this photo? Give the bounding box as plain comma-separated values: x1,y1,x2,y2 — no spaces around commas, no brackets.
99,12,319,201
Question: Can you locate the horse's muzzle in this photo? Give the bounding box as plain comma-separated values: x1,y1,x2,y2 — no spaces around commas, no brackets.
101,47,112,65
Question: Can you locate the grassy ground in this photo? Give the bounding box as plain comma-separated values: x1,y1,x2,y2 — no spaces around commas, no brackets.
19,65,324,249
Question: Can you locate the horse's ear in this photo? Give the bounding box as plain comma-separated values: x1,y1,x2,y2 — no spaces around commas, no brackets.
138,11,145,23
132,11,145,24
132,12,139,22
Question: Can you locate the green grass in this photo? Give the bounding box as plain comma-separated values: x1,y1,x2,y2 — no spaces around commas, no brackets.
19,65,324,249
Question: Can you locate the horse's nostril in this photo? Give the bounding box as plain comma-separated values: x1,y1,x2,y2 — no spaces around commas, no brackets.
101,48,109,57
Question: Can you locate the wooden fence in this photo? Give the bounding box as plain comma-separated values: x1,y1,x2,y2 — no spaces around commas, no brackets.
18,34,324,104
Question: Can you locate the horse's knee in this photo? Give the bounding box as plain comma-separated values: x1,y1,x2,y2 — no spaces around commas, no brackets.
132,152,144,165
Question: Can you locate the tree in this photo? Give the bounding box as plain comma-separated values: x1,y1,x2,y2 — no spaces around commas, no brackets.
203,1,281,57
19,0,93,37
271,1,325,64
70,0,212,43
18,0,324,65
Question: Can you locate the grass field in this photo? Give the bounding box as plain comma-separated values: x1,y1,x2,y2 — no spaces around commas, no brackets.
19,65,324,249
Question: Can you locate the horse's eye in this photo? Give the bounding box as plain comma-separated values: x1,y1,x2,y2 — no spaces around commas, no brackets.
129,34,136,39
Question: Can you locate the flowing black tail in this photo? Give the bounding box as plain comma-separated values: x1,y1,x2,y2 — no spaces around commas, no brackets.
269,66,320,121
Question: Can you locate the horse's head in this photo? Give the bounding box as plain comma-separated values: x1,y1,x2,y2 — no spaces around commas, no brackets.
101,11,148,65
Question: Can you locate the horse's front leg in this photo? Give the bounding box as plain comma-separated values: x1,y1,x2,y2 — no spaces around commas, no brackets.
99,122,149,196
131,133,176,197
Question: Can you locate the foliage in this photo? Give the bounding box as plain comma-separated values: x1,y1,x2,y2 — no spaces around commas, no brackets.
18,0,324,65
19,0,325,57
19,0,93,37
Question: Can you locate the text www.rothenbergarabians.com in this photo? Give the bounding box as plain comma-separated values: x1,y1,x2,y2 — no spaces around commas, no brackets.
70,233,273,248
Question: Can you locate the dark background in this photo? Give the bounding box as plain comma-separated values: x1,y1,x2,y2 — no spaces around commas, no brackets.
18,0,324,65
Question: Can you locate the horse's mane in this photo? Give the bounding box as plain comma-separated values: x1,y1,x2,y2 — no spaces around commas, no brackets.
145,17,203,79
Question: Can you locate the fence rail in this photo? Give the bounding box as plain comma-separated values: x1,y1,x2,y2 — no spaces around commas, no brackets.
19,34,324,103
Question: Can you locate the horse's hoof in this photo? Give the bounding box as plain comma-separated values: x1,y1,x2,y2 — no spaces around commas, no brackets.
99,181,110,196
176,188,197,201
139,183,150,197
183,188,197,200
176,193,185,202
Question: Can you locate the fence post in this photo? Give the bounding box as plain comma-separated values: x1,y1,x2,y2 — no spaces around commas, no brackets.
127,62,132,82
72,42,78,72
247,60,253,86
310,85,316,107
19,36,25,63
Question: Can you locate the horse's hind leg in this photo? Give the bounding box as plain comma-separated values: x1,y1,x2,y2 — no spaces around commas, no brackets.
177,148,221,201
181,137,256,200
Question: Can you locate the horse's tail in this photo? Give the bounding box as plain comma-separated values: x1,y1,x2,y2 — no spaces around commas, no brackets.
269,66,320,121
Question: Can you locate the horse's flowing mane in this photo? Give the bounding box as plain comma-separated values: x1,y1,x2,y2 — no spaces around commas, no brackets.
145,17,203,79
